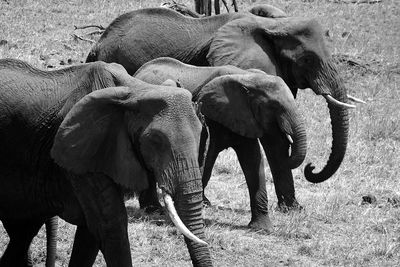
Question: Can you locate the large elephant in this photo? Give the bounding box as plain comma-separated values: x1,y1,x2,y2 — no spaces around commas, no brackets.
134,57,307,231
0,59,212,266
86,7,356,227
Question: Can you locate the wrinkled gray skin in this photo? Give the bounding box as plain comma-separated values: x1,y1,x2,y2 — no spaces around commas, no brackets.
134,57,308,231
0,59,212,267
86,7,351,226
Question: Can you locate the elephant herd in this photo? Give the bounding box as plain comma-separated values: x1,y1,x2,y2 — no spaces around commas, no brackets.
0,4,363,267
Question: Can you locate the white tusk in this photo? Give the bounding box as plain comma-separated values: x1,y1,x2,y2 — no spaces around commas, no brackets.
286,134,293,144
347,94,366,104
163,192,208,246
323,94,356,109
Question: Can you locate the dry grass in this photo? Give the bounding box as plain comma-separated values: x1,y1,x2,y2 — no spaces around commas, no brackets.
1,0,399,266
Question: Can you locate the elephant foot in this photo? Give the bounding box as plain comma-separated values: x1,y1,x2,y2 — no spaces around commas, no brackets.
248,214,273,233
277,200,303,213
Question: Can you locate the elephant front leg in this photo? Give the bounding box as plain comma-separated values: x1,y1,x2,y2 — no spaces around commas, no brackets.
201,138,220,207
260,133,302,212
68,226,99,267
201,121,228,206
68,173,132,267
233,137,273,232
0,218,44,267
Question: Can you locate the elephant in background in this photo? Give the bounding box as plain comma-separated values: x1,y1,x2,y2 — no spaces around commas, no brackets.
0,59,212,266
165,3,285,19
86,6,359,227
134,57,307,231
194,0,238,16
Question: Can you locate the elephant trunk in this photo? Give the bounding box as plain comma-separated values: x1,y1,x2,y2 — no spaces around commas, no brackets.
175,191,212,267
305,60,350,183
160,156,212,267
284,111,307,169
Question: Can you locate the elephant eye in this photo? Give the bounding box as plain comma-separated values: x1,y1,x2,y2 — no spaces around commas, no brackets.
146,130,168,149
298,55,314,66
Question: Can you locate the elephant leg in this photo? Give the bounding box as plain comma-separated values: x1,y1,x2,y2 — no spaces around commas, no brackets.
201,121,227,206
68,226,99,267
214,0,220,14
232,137,273,232
68,173,132,267
138,175,163,213
201,140,220,207
0,219,44,267
260,132,302,212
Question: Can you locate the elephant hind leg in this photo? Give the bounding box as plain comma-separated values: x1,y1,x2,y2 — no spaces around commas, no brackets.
0,219,44,267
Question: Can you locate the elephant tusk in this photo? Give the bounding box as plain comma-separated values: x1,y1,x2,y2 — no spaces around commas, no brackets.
323,94,356,109
286,134,293,144
347,94,366,104
163,192,208,246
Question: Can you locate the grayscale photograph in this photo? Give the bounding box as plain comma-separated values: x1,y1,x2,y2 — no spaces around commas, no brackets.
0,0,399,266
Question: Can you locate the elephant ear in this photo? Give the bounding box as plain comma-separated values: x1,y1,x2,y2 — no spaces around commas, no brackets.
51,87,148,192
207,17,280,75
196,75,264,138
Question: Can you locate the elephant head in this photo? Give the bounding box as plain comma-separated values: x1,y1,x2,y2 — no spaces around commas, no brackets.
134,58,307,169
207,15,353,183
195,72,307,169
51,82,212,266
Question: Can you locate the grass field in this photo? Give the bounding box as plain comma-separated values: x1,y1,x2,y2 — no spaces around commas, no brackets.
0,0,399,266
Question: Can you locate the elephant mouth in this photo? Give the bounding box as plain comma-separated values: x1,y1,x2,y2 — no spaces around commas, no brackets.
285,133,293,144
323,94,356,109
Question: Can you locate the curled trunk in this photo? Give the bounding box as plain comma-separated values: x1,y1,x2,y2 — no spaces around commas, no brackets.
305,60,350,183
283,111,307,169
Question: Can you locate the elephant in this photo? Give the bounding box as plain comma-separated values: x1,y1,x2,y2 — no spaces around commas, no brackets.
194,0,238,16
133,57,307,231
0,59,212,266
85,7,358,228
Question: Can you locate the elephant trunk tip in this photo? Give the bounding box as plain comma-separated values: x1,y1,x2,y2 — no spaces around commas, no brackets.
304,163,331,183
304,163,318,183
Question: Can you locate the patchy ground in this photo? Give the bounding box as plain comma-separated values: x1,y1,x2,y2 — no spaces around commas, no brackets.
0,0,399,266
